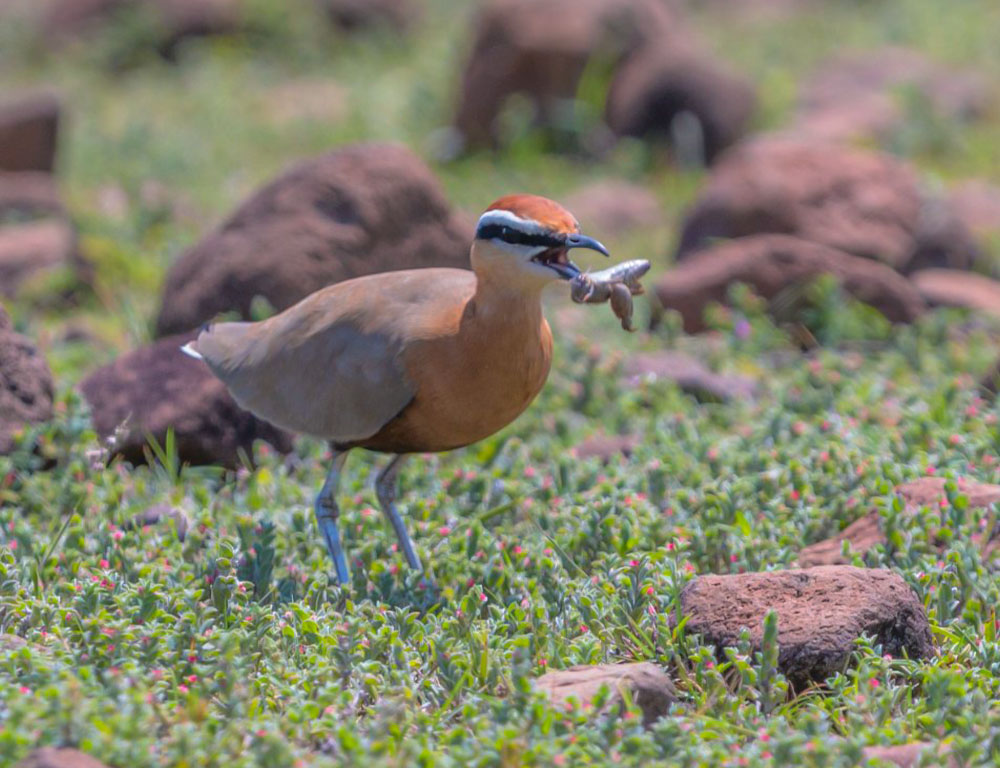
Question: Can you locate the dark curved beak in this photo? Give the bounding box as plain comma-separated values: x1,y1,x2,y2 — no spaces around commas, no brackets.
564,233,611,258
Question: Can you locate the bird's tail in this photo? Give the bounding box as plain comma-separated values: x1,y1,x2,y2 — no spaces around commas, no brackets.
180,342,203,360
179,322,213,360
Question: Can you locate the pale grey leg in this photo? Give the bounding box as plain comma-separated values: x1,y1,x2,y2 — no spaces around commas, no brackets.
315,449,350,584
376,454,423,572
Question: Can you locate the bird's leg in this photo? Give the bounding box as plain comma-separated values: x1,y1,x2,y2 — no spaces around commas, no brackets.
315,449,351,584
375,454,423,572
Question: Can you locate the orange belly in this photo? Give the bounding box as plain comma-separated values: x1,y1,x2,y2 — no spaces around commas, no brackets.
351,312,553,454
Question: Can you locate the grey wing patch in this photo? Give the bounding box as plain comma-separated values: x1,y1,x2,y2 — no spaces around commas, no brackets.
195,319,414,443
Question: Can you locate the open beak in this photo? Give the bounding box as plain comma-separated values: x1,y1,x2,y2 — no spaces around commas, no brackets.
565,233,611,258
532,232,611,280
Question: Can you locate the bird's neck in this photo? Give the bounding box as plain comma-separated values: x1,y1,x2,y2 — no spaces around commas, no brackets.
470,270,546,324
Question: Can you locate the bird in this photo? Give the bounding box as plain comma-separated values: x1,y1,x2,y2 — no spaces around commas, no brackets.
181,194,609,584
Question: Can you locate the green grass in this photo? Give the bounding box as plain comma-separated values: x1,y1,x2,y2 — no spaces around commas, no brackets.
2,0,1000,765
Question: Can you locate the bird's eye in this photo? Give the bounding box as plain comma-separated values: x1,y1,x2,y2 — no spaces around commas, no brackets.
501,226,512,239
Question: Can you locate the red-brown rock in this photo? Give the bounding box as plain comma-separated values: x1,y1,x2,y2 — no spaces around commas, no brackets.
861,742,953,768
794,48,990,144
621,350,757,401
0,304,54,454
910,269,1000,319
799,477,1000,566
896,476,1000,511
655,234,926,333
452,0,681,150
605,46,756,164
675,136,979,273
574,433,639,462
0,93,61,173
0,219,79,298
79,334,292,468
679,566,934,687
154,143,471,337
15,748,111,768
0,172,66,218
535,662,676,726
40,0,243,60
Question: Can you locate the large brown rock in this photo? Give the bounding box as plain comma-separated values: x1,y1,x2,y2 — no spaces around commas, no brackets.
910,269,1000,319
794,48,990,144
79,334,292,468
452,0,680,150
535,662,676,726
0,93,61,174
678,566,934,687
154,143,471,337
674,136,979,272
605,46,756,165
39,0,243,59
654,234,926,333
0,305,54,454
799,477,1000,567
15,748,111,768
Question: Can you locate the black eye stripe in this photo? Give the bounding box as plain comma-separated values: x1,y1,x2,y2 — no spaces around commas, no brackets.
476,223,564,249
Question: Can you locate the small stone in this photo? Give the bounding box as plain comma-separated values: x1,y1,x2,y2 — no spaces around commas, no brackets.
126,503,191,541
678,566,934,687
861,742,953,768
535,662,676,726
798,511,883,567
622,350,757,401
910,269,1000,319
0,219,79,298
15,748,111,768
574,433,639,462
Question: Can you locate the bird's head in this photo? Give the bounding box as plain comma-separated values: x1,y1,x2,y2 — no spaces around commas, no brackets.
471,194,610,288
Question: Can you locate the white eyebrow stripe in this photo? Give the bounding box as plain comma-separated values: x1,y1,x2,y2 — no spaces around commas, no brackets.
476,209,547,236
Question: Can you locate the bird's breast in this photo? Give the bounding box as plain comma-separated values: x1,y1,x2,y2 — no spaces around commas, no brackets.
357,301,553,454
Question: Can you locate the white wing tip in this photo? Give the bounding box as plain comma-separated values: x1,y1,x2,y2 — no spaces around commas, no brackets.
180,342,203,360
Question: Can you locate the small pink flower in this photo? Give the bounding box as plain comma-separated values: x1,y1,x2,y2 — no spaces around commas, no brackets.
112,530,124,542
19,686,30,695
99,559,109,569
869,678,880,688
758,729,770,742
178,684,189,694
478,593,487,603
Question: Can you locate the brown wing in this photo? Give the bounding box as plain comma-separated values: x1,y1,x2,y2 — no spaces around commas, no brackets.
192,268,475,443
